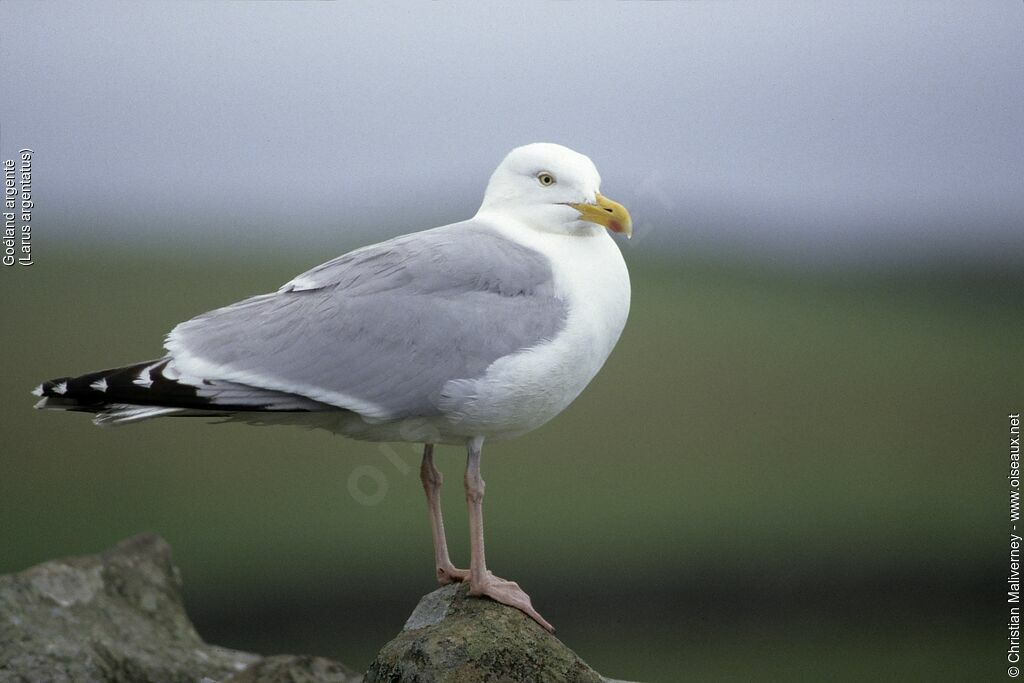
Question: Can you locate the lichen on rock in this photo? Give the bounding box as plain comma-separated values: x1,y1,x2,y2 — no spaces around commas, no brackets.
365,583,619,683
0,534,364,683
0,533,260,683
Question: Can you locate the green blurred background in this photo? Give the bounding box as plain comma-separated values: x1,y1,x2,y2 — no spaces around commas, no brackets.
3,3,1022,680
1,243,1014,681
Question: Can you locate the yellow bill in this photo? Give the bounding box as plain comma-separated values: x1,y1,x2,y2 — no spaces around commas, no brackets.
570,193,632,238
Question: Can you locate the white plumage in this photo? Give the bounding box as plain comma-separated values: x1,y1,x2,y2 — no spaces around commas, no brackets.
34,143,633,632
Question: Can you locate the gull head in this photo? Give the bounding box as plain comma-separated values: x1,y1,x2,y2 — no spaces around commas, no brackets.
477,143,632,239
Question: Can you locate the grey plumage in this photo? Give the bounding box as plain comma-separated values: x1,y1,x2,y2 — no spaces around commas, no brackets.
164,221,568,420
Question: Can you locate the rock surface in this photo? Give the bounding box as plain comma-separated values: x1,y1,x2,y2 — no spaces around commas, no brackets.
1,535,635,683
366,583,624,683
223,655,362,683
0,533,360,683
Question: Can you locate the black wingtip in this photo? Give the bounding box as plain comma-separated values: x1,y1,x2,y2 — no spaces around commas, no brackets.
32,361,168,411
34,358,327,416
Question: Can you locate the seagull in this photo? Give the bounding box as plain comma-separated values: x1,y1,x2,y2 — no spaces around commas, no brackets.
32,143,632,632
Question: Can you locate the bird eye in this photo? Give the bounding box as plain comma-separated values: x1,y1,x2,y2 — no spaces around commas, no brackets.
537,172,556,187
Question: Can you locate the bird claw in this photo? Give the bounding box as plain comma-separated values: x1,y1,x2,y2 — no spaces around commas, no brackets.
468,574,555,633
436,564,471,585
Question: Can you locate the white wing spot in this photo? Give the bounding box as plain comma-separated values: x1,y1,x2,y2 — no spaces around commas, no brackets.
31,384,44,397
133,363,159,388
53,381,68,395
90,378,108,392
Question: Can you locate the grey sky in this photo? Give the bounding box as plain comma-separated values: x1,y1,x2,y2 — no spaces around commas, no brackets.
2,1,1021,267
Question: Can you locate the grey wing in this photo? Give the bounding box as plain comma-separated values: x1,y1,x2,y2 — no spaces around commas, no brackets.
164,221,568,420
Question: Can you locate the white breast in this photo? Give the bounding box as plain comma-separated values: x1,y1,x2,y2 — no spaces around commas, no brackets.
438,223,631,440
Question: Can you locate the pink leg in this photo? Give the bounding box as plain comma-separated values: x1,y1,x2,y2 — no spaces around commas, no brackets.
464,436,554,632
420,444,469,585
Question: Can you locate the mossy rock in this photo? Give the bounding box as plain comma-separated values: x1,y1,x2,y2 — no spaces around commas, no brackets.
365,583,616,683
